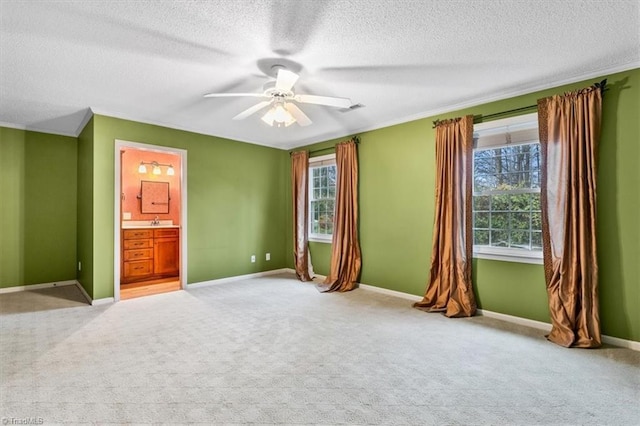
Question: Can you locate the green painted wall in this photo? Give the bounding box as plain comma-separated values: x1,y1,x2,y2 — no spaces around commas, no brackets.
77,118,94,297
293,68,640,342
2,68,637,342
0,127,77,288
88,115,289,299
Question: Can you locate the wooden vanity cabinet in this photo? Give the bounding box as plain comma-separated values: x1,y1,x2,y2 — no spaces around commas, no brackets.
121,228,179,283
153,228,179,276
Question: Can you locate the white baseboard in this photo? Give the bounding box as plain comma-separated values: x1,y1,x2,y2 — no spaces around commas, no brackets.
75,281,92,304
477,308,640,351
188,268,291,289
477,309,552,332
0,279,115,306
91,297,115,306
356,282,639,351
358,283,423,302
601,334,640,351
0,280,77,294
73,282,114,306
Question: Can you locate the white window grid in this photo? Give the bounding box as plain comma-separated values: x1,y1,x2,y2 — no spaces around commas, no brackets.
472,114,543,263
308,154,336,242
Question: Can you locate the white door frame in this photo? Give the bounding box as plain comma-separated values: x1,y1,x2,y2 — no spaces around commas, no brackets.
114,139,188,302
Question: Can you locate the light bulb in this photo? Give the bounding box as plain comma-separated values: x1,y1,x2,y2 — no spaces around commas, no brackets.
138,163,147,173
167,165,175,176
152,166,161,175
261,103,296,127
261,108,276,126
273,104,290,122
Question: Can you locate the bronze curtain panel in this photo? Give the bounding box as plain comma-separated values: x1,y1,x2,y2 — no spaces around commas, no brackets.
537,85,602,348
291,151,312,281
414,115,476,317
320,139,361,292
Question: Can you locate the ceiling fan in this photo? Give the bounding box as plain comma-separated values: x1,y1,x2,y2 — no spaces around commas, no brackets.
203,66,353,127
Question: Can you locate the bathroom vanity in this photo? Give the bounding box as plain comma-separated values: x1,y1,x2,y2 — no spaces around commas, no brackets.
121,225,179,283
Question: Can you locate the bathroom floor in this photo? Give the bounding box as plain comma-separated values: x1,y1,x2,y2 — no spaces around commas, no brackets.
120,277,180,300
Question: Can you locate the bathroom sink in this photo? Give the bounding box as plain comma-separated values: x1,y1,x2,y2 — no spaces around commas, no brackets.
121,220,178,229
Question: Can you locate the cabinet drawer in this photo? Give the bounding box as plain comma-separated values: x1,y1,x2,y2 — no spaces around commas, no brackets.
123,260,153,278
154,228,179,238
123,229,153,239
123,238,153,249
123,248,153,261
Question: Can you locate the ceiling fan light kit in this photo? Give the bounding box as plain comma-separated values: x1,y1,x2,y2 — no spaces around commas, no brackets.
261,101,296,127
204,66,353,128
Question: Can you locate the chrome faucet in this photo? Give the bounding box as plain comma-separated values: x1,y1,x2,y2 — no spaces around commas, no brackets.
151,216,160,226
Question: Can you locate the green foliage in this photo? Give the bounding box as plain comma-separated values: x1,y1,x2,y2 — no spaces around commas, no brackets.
472,148,542,250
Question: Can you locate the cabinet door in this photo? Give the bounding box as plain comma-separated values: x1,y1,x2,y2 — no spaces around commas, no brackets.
154,237,179,276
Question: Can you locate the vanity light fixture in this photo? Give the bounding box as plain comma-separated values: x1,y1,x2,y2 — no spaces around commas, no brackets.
138,161,175,176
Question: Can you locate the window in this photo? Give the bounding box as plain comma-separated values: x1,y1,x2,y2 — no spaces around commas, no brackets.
472,113,543,264
309,154,337,242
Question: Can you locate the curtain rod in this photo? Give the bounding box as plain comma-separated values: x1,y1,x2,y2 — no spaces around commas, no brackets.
472,104,538,123
289,136,360,155
433,79,608,128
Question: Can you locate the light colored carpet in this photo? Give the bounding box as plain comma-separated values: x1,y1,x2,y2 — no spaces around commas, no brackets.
1,273,638,425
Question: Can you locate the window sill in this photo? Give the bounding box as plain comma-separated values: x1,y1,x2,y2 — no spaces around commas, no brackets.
473,248,543,265
309,237,332,244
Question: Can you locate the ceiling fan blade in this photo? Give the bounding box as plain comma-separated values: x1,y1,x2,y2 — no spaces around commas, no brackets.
293,94,352,109
275,69,299,92
204,92,268,98
285,103,312,127
232,101,273,120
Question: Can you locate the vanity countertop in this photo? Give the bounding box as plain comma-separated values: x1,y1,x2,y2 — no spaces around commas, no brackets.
122,225,180,229
121,220,179,229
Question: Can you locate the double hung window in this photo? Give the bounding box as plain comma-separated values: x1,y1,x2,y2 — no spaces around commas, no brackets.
472,113,543,264
308,154,336,242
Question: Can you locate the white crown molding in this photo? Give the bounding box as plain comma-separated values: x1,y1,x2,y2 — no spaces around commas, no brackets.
3,61,636,148
75,108,94,135
89,107,280,149
283,61,640,150
0,121,78,138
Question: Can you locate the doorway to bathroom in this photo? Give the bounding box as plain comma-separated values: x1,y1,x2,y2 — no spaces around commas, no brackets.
114,140,187,301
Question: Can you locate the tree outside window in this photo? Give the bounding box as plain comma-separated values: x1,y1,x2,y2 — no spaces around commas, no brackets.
309,155,336,241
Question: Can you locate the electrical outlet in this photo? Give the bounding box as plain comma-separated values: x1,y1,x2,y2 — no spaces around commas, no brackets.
251,255,256,263
266,253,271,261
78,261,82,271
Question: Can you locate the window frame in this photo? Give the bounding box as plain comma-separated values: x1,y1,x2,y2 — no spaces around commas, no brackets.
472,113,543,265
308,153,337,243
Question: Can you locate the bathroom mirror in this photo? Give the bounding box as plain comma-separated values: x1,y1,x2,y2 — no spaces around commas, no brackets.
140,180,170,214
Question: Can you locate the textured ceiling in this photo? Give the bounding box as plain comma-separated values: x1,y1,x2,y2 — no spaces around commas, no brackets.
1,0,638,149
